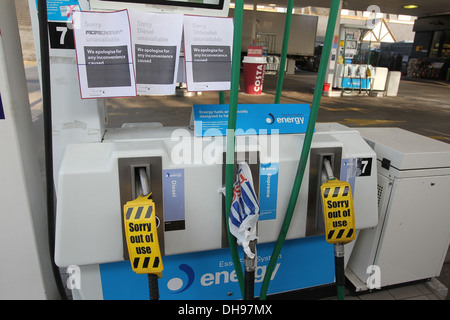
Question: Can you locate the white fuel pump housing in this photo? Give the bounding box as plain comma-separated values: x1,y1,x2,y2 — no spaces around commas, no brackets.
54,122,378,299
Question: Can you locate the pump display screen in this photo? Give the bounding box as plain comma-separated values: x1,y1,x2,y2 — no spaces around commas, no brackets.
96,0,225,9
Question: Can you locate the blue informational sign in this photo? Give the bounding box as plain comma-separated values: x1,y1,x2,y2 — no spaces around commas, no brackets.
36,0,80,22
99,236,334,300
0,93,4,120
192,104,311,137
259,163,279,220
341,78,371,89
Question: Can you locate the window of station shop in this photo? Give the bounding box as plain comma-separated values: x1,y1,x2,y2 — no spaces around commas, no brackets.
430,30,450,58
442,32,450,58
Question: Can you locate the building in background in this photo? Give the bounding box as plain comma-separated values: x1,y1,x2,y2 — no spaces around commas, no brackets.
409,14,450,80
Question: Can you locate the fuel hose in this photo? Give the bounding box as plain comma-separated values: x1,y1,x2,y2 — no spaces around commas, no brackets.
219,91,225,104
244,240,257,300
225,0,245,298
258,0,342,300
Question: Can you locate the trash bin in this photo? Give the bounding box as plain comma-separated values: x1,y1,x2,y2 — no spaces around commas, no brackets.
242,56,267,94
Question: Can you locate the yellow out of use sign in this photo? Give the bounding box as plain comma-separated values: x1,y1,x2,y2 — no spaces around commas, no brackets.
321,179,356,244
123,195,163,276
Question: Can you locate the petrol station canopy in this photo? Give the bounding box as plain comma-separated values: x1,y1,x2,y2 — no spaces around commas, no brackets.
242,0,450,17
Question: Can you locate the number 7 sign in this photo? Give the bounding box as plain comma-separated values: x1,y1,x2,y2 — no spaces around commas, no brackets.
48,22,75,49
357,157,373,177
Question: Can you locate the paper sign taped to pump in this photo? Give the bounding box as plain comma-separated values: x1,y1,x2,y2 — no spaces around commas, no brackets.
72,10,136,99
129,10,183,95
183,15,233,92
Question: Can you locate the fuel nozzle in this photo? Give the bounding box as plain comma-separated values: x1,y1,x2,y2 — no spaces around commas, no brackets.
323,157,335,181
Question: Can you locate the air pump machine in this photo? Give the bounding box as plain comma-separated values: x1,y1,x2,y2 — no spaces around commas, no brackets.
27,0,379,299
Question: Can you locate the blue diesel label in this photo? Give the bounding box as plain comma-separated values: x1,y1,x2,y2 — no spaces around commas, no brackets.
163,168,185,231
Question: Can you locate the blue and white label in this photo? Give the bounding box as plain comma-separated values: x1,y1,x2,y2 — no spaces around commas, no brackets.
36,0,80,22
259,163,279,220
99,236,334,300
163,169,185,231
193,103,311,137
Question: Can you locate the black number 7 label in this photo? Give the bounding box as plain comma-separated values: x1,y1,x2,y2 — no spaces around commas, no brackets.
357,157,372,177
48,22,75,49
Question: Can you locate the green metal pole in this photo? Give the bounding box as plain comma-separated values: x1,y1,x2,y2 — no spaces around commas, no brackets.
225,0,245,298
219,91,225,104
259,0,342,300
274,0,294,104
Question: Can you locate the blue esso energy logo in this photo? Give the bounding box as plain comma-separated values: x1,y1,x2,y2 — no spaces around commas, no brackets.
265,113,275,124
99,236,333,299
157,236,334,299
166,264,195,293
164,259,282,298
265,113,305,125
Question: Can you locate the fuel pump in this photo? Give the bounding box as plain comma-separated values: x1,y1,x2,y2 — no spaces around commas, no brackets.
6,0,449,302
334,24,375,94
26,0,379,300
